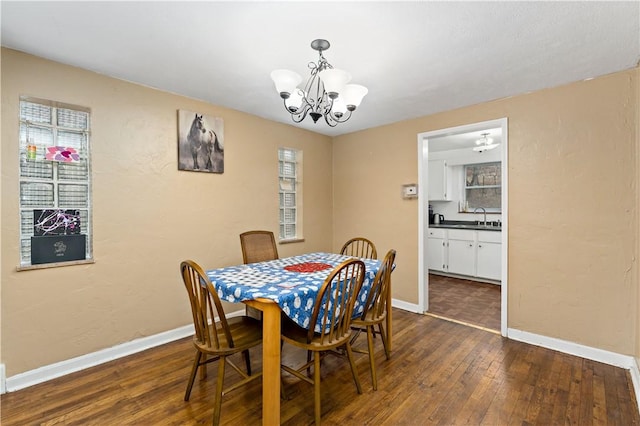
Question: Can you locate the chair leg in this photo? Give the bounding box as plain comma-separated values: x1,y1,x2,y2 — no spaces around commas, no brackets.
313,351,321,425
212,356,226,426
184,351,202,401
345,342,363,394
242,349,252,375
378,323,391,360
366,326,378,390
307,350,313,377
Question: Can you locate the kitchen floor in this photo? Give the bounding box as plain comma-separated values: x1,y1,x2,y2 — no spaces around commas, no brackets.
427,274,501,331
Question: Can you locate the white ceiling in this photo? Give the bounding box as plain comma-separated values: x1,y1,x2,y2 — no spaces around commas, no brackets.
1,1,639,137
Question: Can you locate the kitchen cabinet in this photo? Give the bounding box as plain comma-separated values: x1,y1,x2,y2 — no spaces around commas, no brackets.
476,231,502,280
427,229,446,271
446,229,475,276
427,227,501,281
428,159,450,201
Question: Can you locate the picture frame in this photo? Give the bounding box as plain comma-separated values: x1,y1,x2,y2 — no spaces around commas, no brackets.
177,110,224,173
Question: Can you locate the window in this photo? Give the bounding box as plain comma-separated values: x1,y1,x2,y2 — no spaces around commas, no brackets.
464,162,501,212
18,98,92,266
278,147,300,240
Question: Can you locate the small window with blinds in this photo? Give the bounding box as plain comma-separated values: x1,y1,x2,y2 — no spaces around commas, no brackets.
278,147,300,241
18,97,92,267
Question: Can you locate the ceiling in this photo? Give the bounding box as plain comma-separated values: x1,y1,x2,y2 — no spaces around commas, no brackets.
1,2,638,137
428,128,501,153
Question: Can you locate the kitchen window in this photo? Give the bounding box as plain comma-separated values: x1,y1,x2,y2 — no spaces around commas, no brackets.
464,162,501,212
18,97,92,267
278,147,301,241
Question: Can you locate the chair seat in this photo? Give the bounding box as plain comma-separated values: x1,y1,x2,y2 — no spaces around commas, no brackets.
281,315,350,351
194,316,262,355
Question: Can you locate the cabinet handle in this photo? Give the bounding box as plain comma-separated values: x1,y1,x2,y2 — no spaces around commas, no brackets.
478,244,483,248
469,243,473,247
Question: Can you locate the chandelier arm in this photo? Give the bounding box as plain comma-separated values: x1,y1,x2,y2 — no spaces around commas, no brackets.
289,102,312,124
324,109,353,126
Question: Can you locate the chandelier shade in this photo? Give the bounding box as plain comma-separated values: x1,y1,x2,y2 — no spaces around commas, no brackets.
270,39,367,126
318,68,351,98
270,70,303,98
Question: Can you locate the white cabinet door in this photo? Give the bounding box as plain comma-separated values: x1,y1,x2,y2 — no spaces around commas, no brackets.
427,237,446,271
427,229,446,272
428,160,449,201
476,241,501,280
447,238,475,276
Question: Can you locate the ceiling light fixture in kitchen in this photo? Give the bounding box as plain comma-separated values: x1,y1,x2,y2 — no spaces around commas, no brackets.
270,39,368,127
473,133,499,152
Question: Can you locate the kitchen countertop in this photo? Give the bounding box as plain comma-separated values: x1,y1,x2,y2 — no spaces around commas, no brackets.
430,220,502,232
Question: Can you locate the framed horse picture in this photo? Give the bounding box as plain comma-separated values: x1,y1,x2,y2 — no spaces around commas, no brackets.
177,110,224,173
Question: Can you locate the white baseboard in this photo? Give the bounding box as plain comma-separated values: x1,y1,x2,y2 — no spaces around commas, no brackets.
4,324,194,393
1,364,6,394
3,309,250,394
391,298,421,313
507,328,636,369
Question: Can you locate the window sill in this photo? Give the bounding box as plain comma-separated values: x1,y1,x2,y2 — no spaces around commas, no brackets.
16,258,95,271
279,238,305,245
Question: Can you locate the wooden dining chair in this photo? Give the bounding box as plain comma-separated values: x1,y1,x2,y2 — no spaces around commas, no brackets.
350,249,396,390
239,230,279,264
280,258,365,425
239,230,279,319
340,237,377,259
180,260,263,426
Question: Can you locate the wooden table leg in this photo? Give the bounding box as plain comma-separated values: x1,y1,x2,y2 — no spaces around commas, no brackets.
246,300,281,425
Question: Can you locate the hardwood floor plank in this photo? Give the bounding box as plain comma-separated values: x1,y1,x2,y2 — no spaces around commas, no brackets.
428,274,501,331
2,309,638,425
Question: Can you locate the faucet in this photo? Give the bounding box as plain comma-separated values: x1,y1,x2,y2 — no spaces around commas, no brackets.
474,207,487,226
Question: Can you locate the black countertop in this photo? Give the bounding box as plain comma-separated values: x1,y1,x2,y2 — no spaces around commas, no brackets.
429,220,501,232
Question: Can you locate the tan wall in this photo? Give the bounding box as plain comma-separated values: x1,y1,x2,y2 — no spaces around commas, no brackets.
1,47,638,379
0,49,333,376
333,68,638,355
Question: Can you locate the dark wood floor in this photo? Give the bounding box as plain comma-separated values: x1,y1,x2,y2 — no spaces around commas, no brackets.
428,274,501,331
2,309,638,425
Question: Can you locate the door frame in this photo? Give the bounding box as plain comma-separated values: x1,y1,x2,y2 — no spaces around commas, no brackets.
417,118,509,336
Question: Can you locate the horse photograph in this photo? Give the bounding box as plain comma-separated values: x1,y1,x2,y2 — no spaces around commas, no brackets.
178,110,224,173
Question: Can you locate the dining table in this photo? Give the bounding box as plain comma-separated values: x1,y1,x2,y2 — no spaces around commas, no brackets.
205,251,383,425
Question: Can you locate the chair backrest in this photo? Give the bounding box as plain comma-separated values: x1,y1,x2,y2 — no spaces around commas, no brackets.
359,249,396,321
306,259,365,345
340,237,377,259
180,260,233,350
239,230,279,264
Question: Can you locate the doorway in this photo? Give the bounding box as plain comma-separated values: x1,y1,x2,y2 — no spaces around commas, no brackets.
417,118,508,336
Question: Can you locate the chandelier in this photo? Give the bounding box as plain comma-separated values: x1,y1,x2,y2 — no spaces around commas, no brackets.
473,133,499,152
270,39,368,127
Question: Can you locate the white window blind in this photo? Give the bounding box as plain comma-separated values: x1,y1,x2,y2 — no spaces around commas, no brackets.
18,98,92,266
278,148,299,240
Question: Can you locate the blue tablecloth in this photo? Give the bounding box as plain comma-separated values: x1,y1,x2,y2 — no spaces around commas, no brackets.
206,252,381,333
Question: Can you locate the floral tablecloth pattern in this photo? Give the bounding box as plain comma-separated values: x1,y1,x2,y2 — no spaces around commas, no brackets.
206,252,381,332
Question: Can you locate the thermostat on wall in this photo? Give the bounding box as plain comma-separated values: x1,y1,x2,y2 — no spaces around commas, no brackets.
402,184,418,199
